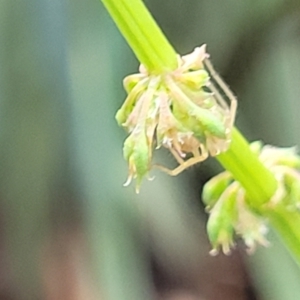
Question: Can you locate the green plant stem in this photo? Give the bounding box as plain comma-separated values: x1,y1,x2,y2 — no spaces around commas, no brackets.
218,129,300,266
101,0,300,266
266,204,300,266
101,0,177,73
217,128,278,208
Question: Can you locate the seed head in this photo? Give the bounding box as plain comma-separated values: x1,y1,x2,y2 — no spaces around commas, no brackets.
116,45,237,190
203,141,300,254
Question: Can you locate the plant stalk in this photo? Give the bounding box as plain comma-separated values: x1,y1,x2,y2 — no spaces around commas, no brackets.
101,0,177,73
101,0,300,266
217,128,278,207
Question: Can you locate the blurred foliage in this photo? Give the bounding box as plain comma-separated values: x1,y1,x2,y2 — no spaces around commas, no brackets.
0,0,300,299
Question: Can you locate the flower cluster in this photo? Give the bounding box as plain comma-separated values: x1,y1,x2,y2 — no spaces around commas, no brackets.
116,45,237,192
203,141,300,255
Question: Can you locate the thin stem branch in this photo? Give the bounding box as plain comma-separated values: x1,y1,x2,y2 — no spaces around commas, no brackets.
266,204,300,266
217,128,278,207
101,0,177,73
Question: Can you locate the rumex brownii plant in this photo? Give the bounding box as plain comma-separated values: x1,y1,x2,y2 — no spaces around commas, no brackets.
101,0,300,265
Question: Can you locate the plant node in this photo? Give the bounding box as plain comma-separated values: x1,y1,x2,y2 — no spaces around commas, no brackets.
116,45,237,190
203,141,300,254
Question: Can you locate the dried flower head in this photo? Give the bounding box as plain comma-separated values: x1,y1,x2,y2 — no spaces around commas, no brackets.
203,141,300,255
116,45,237,191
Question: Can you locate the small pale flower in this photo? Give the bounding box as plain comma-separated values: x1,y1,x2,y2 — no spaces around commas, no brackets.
203,141,300,254
206,182,239,255
123,126,151,193
116,45,237,190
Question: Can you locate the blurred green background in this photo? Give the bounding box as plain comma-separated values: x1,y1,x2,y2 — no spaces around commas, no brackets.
0,0,300,299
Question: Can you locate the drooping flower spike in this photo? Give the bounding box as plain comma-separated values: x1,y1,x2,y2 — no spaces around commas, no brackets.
116,45,237,191
203,141,300,255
